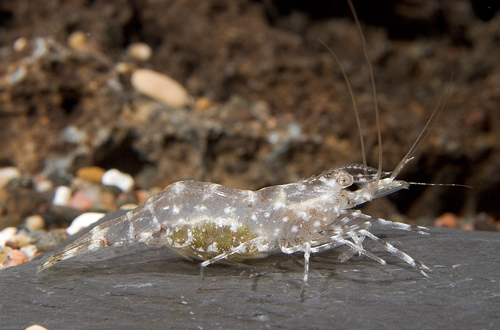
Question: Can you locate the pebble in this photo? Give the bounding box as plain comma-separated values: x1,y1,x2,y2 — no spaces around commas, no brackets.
114,62,135,74
102,169,135,192
76,166,106,184
0,227,17,247
9,233,29,248
67,30,88,50
7,65,27,85
120,203,138,210
66,212,105,235
194,97,214,112
68,191,93,211
435,212,458,228
20,244,38,260
99,189,118,211
131,68,190,108
116,192,139,208
3,249,28,268
464,108,488,130
34,177,53,193
0,246,8,264
52,186,72,207
127,42,152,61
25,326,48,330
0,167,21,189
35,229,67,252
13,37,28,52
25,215,45,231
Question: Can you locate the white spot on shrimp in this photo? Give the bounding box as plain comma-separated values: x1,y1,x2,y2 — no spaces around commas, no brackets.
264,212,271,218
207,242,219,253
246,190,256,203
291,225,299,233
224,206,235,214
203,184,218,200
194,204,207,212
171,182,185,194
297,211,311,222
127,223,135,239
297,184,306,191
319,176,336,188
282,216,289,223
138,231,154,242
172,205,180,215
162,205,170,210
273,189,287,210
250,213,258,222
313,221,321,227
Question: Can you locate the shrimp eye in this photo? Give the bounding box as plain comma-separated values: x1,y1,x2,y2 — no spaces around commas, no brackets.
337,173,353,187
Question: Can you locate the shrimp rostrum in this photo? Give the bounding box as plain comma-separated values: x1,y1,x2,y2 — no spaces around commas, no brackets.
40,0,438,282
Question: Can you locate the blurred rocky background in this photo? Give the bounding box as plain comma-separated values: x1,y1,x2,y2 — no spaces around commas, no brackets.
1,0,500,268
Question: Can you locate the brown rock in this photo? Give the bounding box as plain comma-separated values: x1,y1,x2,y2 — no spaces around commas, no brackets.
76,166,106,184
3,249,28,268
67,31,88,51
435,212,458,228
34,229,67,252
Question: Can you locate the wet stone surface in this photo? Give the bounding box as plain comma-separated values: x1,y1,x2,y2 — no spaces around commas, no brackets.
1,228,499,329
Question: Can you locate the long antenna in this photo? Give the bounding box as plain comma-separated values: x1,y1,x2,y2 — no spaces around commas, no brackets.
347,0,383,180
318,39,367,171
390,76,452,180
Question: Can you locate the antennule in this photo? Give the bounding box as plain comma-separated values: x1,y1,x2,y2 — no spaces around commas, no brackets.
347,0,383,181
390,74,453,180
318,39,367,171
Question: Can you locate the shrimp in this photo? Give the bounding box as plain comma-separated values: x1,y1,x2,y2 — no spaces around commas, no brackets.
39,163,431,279
39,0,443,282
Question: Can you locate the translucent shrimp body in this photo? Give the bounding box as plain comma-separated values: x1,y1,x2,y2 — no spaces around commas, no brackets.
40,163,430,281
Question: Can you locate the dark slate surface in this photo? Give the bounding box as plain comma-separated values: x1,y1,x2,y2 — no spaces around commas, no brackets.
1,225,499,330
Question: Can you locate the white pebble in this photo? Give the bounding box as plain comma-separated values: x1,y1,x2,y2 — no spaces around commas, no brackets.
25,325,48,330
7,65,27,85
102,169,134,192
0,167,21,189
0,227,17,248
120,203,139,210
13,37,28,52
127,42,152,61
35,179,53,193
66,212,105,236
131,68,190,108
20,244,38,259
25,215,45,231
52,186,72,206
